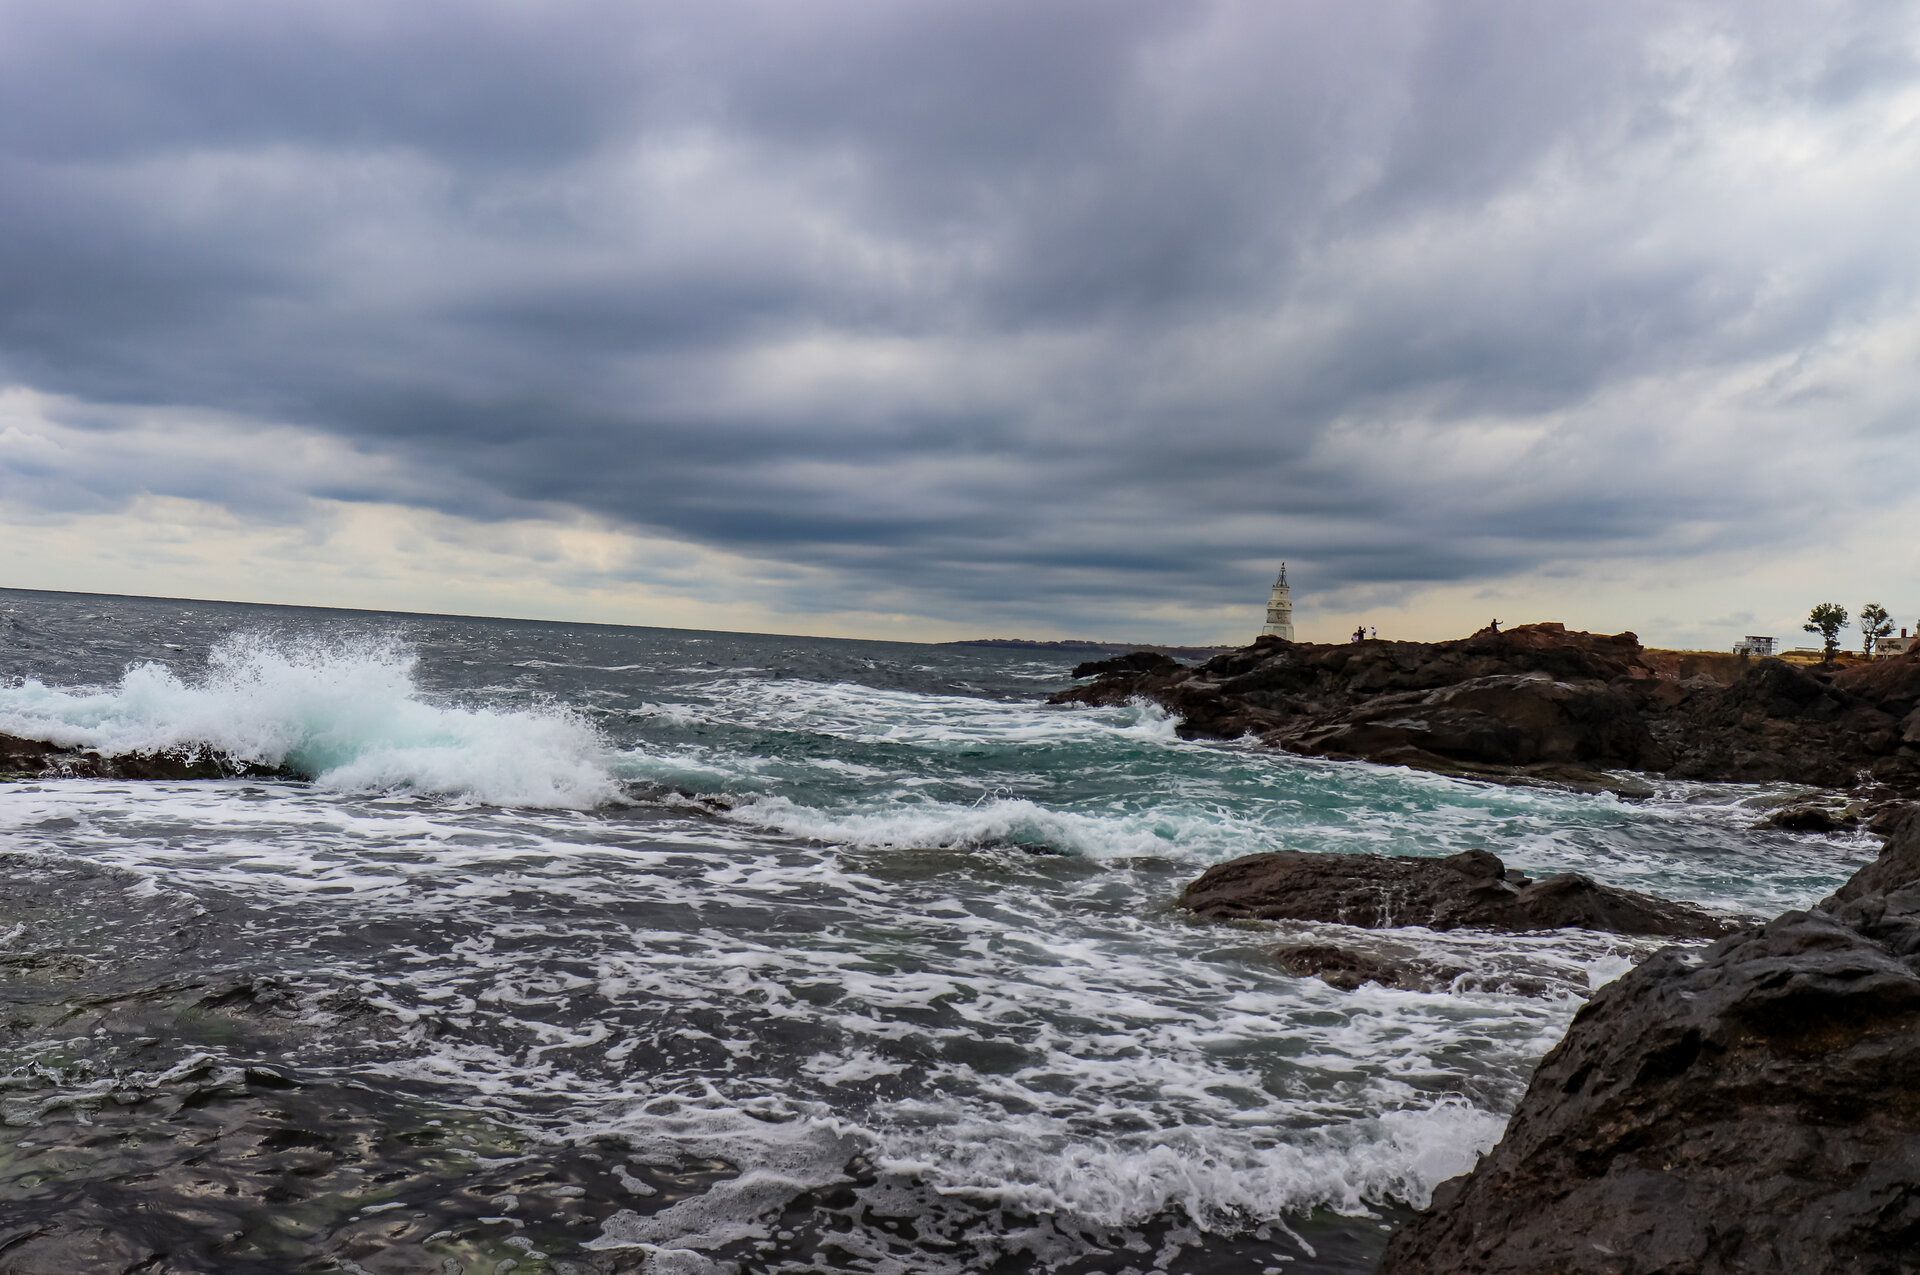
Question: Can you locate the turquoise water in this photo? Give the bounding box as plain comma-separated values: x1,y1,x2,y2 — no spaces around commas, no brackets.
0,588,1875,1271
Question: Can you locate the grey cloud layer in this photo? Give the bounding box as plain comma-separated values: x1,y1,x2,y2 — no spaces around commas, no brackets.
2,0,1917,629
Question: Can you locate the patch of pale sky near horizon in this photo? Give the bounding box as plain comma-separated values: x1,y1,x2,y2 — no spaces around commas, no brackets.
0,492,957,642
5,373,1918,649
6,485,1917,649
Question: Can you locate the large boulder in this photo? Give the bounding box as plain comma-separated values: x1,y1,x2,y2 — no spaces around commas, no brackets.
1379,811,1920,1274
1180,847,1733,939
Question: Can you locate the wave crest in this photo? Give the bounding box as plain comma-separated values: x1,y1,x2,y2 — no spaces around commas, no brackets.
0,634,617,808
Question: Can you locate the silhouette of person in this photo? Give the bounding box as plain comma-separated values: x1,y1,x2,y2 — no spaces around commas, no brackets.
1489,618,1500,634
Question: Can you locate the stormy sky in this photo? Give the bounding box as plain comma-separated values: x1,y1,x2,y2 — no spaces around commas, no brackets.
2,0,1918,644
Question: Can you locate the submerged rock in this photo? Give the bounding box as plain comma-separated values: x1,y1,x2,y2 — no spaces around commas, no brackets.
1755,801,1860,833
1380,810,1920,1273
0,731,292,782
1180,847,1734,939
1270,942,1460,992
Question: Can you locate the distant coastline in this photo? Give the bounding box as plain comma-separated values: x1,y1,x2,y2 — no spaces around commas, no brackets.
940,637,1228,656
946,637,1236,661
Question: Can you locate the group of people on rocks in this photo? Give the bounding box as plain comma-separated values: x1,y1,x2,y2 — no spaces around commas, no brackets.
1349,619,1504,643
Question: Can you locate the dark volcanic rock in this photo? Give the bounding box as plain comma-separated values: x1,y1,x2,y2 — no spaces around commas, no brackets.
1757,802,1859,833
1294,671,1663,771
1049,623,1920,796
1180,848,1733,939
1869,801,1920,838
0,731,293,782
1070,649,1182,679
1271,943,1459,992
1823,807,1920,907
1379,810,1920,1274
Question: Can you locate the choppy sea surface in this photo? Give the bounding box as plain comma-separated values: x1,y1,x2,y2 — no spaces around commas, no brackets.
0,588,1877,1272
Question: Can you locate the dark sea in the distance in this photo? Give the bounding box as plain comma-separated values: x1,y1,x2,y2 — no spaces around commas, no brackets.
0,588,1876,1273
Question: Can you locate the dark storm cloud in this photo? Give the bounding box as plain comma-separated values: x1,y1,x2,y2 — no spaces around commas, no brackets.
2,0,1918,629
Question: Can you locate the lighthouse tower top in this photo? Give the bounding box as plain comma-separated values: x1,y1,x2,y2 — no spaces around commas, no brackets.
1261,563,1295,640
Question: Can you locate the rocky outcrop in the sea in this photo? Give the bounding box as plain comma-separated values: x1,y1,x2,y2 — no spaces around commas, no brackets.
1378,810,1920,1274
0,732,291,782
1180,847,1734,939
1051,623,1920,795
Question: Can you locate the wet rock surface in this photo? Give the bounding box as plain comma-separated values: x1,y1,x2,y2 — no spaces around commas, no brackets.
0,732,293,783
1181,848,1735,939
1067,650,1182,679
1755,801,1862,833
1269,942,1456,992
1052,624,1920,796
1379,811,1920,1274
0,854,656,1274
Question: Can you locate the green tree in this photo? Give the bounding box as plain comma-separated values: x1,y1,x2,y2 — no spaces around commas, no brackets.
1804,602,1849,663
1860,602,1894,656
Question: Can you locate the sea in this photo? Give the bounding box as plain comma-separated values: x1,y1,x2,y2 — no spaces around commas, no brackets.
0,587,1878,1273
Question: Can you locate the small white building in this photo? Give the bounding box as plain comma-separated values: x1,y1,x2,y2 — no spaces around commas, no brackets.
1733,636,1776,657
1261,565,1295,640
1878,627,1915,658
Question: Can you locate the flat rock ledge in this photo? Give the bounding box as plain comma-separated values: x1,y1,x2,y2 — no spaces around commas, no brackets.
0,731,290,782
1380,809,1920,1274
1180,847,1735,939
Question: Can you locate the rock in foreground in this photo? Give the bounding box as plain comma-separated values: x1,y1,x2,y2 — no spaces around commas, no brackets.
1380,812,1920,1273
1181,847,1734,939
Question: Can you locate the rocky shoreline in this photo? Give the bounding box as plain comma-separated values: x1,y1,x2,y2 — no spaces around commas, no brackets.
1098,626,1920,1270
1375,807,1920,1272
1053,622,1920,801
1169,816,1920,1271
1,733,292,783
1067,628,1920,1268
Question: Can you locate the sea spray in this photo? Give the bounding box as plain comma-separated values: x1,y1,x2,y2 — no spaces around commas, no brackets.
0,632,619,807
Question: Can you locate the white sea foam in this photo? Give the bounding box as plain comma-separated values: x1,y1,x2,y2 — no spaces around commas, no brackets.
725,791,1284,860
0,634,618,808
674,676,1183,750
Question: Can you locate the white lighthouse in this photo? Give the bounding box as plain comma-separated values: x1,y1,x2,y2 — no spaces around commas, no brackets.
1261,564,1295,640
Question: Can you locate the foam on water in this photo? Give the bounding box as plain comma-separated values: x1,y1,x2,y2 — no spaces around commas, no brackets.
723,791,1282,859
0,634,618,808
